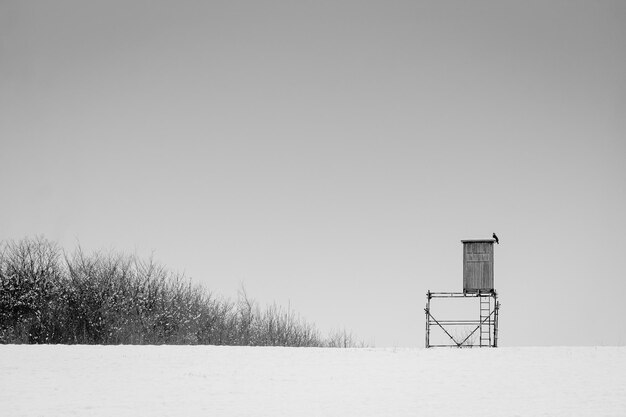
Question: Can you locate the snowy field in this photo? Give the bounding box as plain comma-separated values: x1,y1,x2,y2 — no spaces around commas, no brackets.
1,345,625,416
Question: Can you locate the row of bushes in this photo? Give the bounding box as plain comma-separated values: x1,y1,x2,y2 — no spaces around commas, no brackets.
0,237,359,347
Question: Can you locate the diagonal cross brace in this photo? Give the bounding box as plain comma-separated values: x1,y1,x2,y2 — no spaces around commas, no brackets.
458,310,495,347
425,308,496,347
425,309,461,346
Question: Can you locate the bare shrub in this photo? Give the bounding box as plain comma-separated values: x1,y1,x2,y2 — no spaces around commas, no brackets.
0,236,363,347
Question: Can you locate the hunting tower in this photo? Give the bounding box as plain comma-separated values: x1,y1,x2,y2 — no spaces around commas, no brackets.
424,238,500,348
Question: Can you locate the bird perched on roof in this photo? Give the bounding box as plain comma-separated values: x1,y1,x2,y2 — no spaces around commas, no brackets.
492,233,499,244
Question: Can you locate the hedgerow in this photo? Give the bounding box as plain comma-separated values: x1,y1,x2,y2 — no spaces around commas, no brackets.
0,236,359,347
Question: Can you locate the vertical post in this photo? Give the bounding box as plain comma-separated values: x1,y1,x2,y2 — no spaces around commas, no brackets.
425,291,431,348
493,293,499,348
487,291,496,347
479,292,483,347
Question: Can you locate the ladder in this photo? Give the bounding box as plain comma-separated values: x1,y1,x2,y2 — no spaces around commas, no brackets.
479,296,491,347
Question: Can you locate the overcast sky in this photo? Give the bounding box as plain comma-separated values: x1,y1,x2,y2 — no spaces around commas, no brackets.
1,0,625,347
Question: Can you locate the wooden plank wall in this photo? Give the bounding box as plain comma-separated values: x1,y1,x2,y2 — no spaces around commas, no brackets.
463,242,494,292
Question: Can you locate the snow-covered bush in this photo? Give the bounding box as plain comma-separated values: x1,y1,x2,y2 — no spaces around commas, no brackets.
0,237,361,347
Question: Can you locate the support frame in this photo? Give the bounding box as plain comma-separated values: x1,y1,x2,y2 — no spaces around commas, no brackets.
424,291,499,348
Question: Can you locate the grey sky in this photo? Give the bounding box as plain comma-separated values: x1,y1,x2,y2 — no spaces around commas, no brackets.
1,1,625,346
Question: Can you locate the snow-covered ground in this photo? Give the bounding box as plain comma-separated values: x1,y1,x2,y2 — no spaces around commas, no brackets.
1,345,625,416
